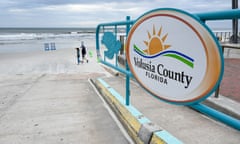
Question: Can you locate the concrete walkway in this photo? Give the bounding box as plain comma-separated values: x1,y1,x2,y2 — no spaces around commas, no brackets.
93,74,240,144
0,73,131,144
0,48,131,144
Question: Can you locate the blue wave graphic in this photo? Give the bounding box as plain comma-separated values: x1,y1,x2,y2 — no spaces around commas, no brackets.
134,49,194,62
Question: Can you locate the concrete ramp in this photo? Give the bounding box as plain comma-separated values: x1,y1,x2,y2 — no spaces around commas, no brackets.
93,75,240,144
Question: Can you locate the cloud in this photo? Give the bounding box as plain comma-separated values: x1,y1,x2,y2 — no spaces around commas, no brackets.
0,0,236,27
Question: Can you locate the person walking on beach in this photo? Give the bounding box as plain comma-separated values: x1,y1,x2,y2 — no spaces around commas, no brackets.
81,41,88,63
75,47,80,64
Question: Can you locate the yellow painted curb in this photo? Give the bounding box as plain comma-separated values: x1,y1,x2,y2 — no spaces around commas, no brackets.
94,78,183,144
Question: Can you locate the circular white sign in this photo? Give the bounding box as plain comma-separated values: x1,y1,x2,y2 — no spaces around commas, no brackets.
126,8,224,105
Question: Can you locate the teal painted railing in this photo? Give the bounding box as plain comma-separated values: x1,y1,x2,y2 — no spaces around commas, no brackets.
95,9,240,130
96,16,134,106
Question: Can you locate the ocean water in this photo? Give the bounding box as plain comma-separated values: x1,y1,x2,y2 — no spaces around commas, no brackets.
0,27,235,54
0,28,96,53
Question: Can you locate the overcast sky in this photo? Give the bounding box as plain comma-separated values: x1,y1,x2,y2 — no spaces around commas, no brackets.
0,0,238,28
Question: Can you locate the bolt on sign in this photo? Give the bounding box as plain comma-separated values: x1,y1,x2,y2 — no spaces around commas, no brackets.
126,8,224,105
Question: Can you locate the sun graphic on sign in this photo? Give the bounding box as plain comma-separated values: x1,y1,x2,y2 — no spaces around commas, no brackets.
143,25,171,55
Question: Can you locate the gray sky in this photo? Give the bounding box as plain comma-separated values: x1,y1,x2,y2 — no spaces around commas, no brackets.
0,0,238,28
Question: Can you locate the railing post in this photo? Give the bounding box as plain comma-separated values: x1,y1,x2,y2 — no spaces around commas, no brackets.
232,0,238,43
126,16,131,106
115,25,118,66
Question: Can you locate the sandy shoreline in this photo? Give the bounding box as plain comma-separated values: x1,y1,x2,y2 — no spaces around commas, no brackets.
0,46,104,75
0,46,109,117
0,45,109,112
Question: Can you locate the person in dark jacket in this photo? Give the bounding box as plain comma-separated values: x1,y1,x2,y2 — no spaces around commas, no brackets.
75,47,80,64
80,41,88,63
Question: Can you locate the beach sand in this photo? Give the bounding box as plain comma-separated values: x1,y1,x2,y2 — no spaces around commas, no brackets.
0,47,101,75
0,47,108,110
